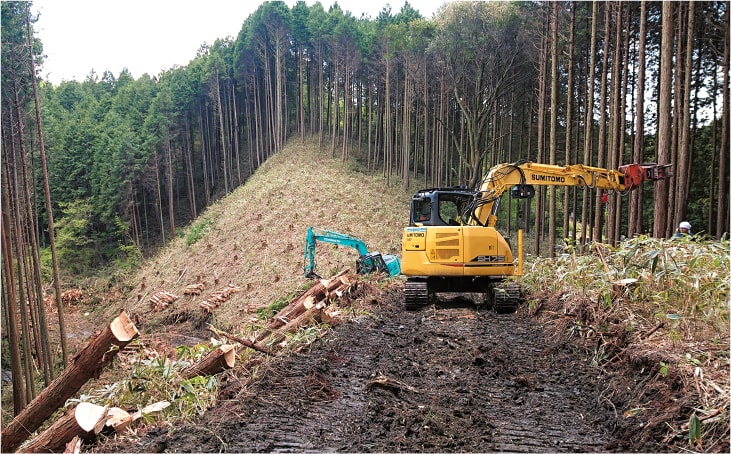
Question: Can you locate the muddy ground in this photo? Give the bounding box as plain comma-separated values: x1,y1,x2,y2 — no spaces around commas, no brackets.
101,286,677,453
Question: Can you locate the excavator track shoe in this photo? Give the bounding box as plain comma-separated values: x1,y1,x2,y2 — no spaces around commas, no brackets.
491,281,522,314
405,279,429,311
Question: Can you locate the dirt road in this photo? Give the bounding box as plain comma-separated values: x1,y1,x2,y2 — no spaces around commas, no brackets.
127,289,622,452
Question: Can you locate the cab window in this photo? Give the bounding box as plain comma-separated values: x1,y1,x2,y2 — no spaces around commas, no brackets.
438,193,470,226
412,199,432,224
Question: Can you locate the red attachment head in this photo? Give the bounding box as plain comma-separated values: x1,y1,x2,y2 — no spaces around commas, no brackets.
619,163,672,189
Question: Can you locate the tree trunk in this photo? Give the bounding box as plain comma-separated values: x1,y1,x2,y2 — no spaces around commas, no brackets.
593,3,611,243
654,1,674,238
582,1,599,248
629,1,648,237
22,403,109,453
166,134,175,238
534,11,548,255
717,6,730,238
548,0,559,257
607,2,623,246
563,3,576,244
11,74,53,385
26,6,68,365
1,313,138,453
1,190,26,414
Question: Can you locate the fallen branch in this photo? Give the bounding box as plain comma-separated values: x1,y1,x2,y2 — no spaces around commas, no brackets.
641,321,664,340
366,373,420,394
207,325,272,355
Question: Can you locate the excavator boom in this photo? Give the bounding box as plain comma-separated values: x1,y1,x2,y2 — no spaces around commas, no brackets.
472,161,671,227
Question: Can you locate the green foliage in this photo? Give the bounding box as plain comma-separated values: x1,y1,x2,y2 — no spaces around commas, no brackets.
186,217,214,246
520,236,730,328
70,340,223,422
256,281,316,320
114,243,142,271
257,295,295,320
688,412,702,449
55,199,95,274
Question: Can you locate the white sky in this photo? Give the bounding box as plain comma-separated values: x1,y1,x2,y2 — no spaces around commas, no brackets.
30,0,448,85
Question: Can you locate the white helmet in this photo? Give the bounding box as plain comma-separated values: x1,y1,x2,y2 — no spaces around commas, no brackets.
679,221,691,230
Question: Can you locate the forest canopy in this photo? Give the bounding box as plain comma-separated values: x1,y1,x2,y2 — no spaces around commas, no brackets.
2,0,729,277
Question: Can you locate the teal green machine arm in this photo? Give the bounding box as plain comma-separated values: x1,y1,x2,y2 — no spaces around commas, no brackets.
303,227,400,278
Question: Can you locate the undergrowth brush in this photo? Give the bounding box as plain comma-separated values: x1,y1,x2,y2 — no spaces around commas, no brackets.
517,235,730,450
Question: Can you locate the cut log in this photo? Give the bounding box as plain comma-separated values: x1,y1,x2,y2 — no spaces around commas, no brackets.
264,305,324,347
1,312,138,453
256,270,351,342
21,403,108,453
182,344,236,379
274,271,349,322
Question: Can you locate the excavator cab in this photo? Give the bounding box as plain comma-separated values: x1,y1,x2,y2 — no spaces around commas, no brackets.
410,189,474,227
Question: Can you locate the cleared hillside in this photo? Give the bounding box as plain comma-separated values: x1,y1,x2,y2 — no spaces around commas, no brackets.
102,140,412,333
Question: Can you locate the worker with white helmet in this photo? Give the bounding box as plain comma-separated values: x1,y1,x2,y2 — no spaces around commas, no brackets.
674,221,692,238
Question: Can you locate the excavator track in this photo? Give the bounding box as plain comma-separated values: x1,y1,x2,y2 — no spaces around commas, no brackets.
404,279,429,310
491,281,522,314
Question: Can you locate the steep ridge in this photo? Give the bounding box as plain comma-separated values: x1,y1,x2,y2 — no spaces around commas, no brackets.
104,140,412,337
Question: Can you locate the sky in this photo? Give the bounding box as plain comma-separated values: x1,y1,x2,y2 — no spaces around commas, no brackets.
30,0,448,85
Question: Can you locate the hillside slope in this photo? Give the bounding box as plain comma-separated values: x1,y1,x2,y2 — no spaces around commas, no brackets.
103,140,412,334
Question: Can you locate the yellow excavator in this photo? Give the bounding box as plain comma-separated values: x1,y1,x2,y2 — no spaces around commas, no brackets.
401,161,671,312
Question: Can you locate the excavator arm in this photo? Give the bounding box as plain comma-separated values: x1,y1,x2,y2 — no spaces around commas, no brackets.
470,161,671,227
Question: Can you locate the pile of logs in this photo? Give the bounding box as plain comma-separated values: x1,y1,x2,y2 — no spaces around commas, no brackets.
183,283,206,296
254,269,353,348
149,291,179,311
200,284,243,312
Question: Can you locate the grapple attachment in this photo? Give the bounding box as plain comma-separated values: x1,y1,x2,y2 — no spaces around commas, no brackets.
619,163,672,188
